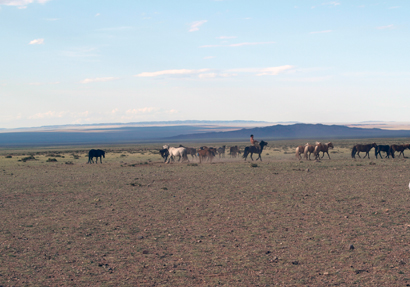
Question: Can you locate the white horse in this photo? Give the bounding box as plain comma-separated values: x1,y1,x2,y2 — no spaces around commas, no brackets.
163,145,188,163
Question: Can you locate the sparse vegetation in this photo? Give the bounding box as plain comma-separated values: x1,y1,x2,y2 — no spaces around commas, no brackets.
1,139,410,285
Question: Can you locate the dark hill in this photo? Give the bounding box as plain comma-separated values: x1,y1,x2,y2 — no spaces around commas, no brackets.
168,124,410,141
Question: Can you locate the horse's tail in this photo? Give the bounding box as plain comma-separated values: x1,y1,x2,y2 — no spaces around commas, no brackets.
390,146,394,158
351,146,357,158
303,146,308,159
243,147,249,159
374,146,378,158
295,147,299,159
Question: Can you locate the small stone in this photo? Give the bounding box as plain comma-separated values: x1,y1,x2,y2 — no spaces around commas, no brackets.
349,244,355,250
265,251,271,254
137,236,144,240
142,250,149,254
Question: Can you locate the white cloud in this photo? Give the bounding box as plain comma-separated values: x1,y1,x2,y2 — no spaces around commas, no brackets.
189,20,207,32
200,41,275,48
322,1,340,6
136,65,293,79
278,76,332,82
388,6,400,9
310,30,332,34
29,38,44,45
377,24,394,30
204,56,215,59
135,69,210,78
216,36,237,39
80,77,119,84
126,107,157,114
28,111,67,119
228,65,294,76
256,65,294,76
0,0,51,7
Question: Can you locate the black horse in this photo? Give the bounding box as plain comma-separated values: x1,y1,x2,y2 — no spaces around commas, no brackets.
243,140,268,161
88,149,105,164
375,145,393,159
159,148,169,161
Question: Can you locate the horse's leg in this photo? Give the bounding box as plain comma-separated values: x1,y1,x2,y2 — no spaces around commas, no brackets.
326,151,331,159
357,152,361,158
250,153,254,161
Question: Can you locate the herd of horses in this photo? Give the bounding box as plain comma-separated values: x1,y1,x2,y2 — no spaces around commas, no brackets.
86,141,410,164
295,142,410,160
159,141,268,164
295,142,334,160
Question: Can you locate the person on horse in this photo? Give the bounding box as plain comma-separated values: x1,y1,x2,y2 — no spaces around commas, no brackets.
250,134,260,150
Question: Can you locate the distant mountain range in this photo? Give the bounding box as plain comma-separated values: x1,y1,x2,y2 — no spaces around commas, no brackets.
0,123,410,147
168,123,410,141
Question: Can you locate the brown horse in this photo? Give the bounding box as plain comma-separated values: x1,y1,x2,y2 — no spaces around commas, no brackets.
229,146,240,158
351,143,377,159
314,142,334,159
197,147,216,163
390,144,410,158
295,144,308,160
303,143,316,160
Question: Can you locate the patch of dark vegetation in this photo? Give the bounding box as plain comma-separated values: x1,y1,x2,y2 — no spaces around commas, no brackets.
46,158,58,162
187,163,198,166
65,161,74,165
250,163,258,168
5,155,12,158
19,156,36,162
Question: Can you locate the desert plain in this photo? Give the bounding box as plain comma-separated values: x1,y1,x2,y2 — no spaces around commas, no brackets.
1,138,410,286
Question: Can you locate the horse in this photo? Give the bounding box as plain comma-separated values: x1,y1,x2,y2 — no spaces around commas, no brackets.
314,142,334,160
217,146,226,158
295,144,308,160
163,145,188,163
303,143,316,160
390,144,410,158
159,149,169,161
88,149,105,164
243,140,268,161
197,147,216,163
179,145,197,160
351,143,377,159
229,146,240,158
375,145,392,159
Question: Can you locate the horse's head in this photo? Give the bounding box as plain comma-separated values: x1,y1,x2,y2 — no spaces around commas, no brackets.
328,142,334,149
163,145,169,150
102,151,106,158
372,143,377,148
260,140,268,147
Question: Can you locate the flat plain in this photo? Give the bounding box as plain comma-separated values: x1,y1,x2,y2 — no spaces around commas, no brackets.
1,139,410,286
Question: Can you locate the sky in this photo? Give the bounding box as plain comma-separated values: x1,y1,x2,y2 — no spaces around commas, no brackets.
0,0,409,129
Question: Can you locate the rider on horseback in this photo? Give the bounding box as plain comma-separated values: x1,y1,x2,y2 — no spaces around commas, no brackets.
250,134,260,150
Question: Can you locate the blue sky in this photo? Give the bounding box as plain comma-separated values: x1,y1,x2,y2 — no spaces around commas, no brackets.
1,0,409,128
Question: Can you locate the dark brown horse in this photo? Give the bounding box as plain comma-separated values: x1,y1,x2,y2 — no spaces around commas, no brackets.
197,147,216,163
229,146,240,158
390,144,410,158
179,145,197,160
243,140,268,161
375,145,393,159
314,142,334,159
351,143,377,159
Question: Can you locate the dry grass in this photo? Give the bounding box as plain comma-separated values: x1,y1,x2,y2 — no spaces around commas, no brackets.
1,140,410,286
